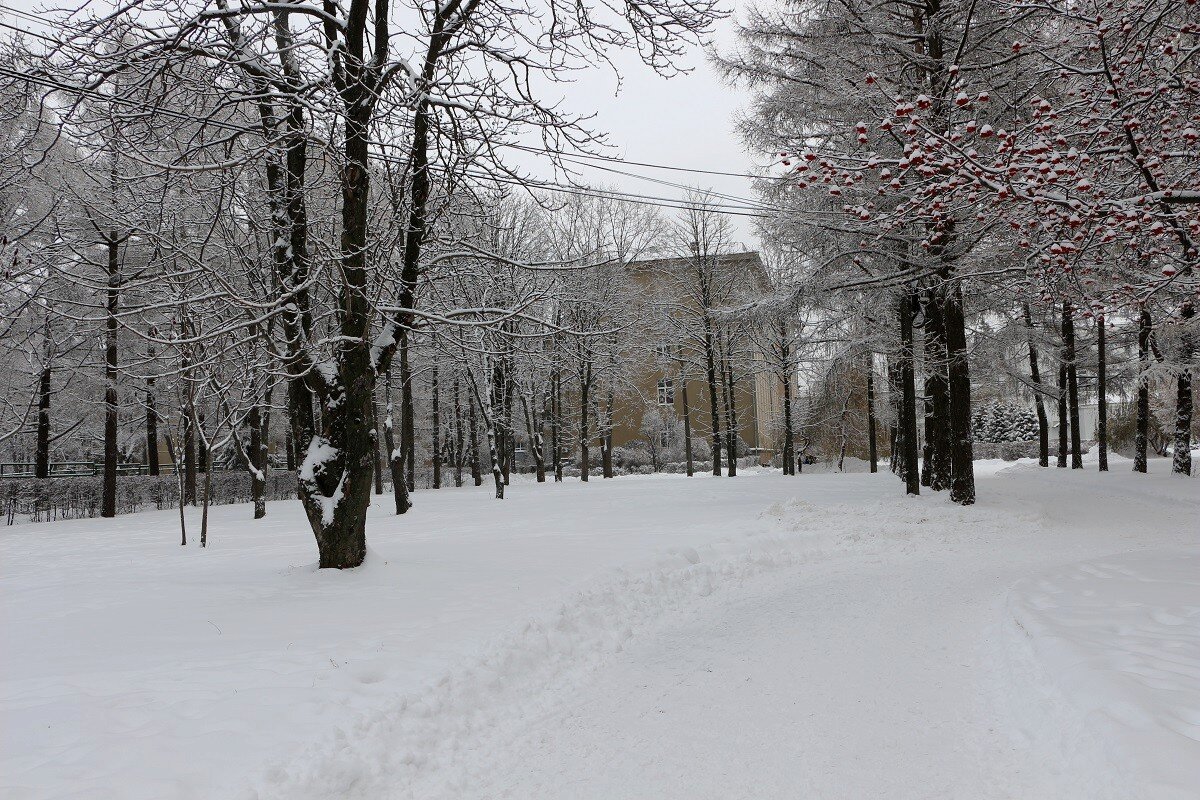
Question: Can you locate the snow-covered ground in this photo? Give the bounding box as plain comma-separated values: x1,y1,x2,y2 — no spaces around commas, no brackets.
2,459,1197,799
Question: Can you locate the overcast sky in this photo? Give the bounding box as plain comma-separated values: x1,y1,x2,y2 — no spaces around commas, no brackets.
3,0,764,244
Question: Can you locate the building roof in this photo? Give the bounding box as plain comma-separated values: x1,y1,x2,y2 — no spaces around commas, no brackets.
624,251,773,293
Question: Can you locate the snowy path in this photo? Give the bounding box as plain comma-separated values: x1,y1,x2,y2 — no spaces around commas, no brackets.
288,460,1197,800
4,460,1198,799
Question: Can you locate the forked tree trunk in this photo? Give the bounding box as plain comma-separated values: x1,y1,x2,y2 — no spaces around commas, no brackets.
1022,303,1050,467
1134,308,1151,474
898,292,920,496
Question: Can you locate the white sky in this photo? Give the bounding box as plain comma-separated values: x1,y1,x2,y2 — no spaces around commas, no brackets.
3,0,763,244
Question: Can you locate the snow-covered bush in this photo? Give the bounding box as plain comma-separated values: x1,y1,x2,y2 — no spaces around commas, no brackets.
0,471,297,525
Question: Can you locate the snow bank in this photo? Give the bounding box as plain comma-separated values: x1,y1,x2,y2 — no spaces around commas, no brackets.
1011,552,1200,798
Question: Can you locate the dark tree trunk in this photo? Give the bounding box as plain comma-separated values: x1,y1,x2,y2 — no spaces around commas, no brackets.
1062,301,1083,469
551,369,563,482
1022,303,1050,467
1096,314,1108,473
468,389,482,486
1056,358,1069,469
704,323,722,476
431,362,441,489
247,406,268,519
680,363,695,477
101,236,120,518
395,338,414,509
781,373,794,475
1134,308,1151,474
183,354,197,505
579,362,591,482
943,283,974,504
723,344,738,477
1173,302,1194,476
601,389,614,479
453,377,465,487
920,289,951,491
285,427,296,472
372,394,384,495
384,370,409,514
146,340,159,477
35,362,51,480
866,356,878,473
898,293,921,495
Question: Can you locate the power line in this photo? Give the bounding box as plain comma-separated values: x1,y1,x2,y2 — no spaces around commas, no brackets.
0,62,790,219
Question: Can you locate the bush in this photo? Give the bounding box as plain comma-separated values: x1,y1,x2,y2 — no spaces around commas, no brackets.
1,470,298,526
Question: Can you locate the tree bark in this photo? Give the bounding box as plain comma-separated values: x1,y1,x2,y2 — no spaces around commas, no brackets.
1056,358,1069,469
866,355,878,474
1134,308,1151,474
1022,303,1050,467
101,235,120,518
898,292,920,496
468,388,482,486
943,283,975,505
579,361,592,482
920,289,951,491
1173,302,1194,476
35,361,51,480
704,322,723,476
1096,313,1108,473
723,340,738,477
431,362,441,489
1062,301,1083,469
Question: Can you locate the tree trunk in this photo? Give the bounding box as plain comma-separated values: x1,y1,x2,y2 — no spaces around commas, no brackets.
943,283,974,504
1096,314,1108,473
384,370,409,513
396,339,413,510
781,369,794,476
1134,308,1151,474
920,288,951,491
579,362,591,482
35,361,51,480
431,362,441,489
898,293,920,496
248,406,267,519
453,377,465,487
146,342,159,477
866,356,878,474
704,323,723,476
1063,301,1083,469
1022,303,1050,468
723,343,738,477
1056,358,1069,469
551,369,563,482
468,390,482,486
372,393,384,495
101,236,120,518
680,361,695,477
601,389,614,479
1173,302,1194,476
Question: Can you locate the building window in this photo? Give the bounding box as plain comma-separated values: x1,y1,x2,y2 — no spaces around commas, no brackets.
657,378,674,406
655,344,672,359
659,429,672,449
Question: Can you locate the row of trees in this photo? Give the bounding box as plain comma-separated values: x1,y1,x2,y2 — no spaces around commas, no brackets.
729,0,1197,502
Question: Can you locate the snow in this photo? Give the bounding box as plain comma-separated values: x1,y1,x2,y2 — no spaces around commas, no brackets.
2,458,1197,799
